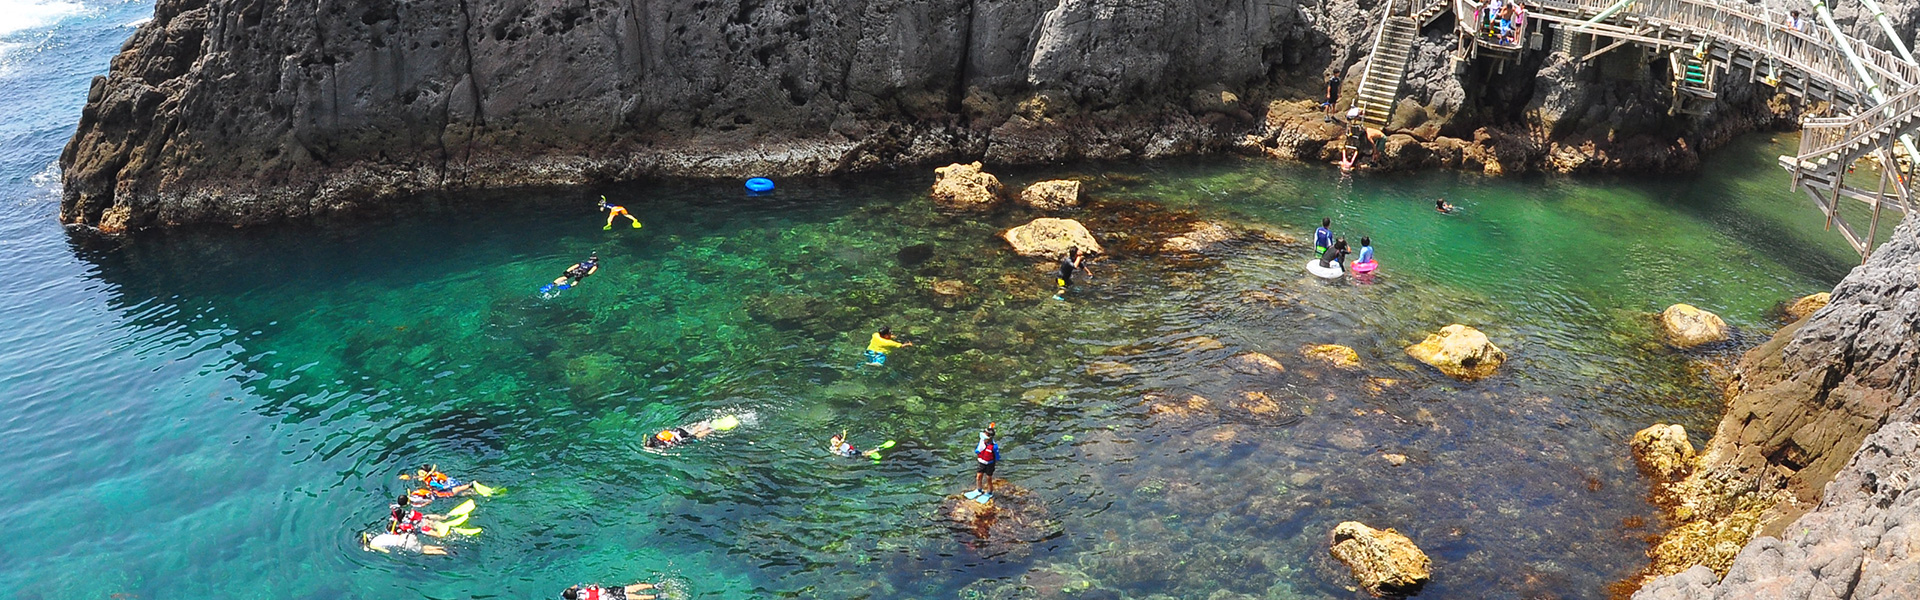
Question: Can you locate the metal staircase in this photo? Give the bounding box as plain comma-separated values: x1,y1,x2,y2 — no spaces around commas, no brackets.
1354,0,1425,129
1668,44,1717,115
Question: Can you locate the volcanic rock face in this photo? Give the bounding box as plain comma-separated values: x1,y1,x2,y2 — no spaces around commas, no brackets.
1633,214,1920,598
64,0,1816,229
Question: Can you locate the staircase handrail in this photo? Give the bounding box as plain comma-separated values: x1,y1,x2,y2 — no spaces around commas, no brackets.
1797,85,1920,160
1527,0,1920,98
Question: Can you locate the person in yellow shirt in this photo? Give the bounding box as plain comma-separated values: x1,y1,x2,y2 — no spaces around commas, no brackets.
865,326,912,365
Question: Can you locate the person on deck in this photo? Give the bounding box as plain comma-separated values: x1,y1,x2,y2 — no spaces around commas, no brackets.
560,582,659,600
599,196,642,230
865,326,912,365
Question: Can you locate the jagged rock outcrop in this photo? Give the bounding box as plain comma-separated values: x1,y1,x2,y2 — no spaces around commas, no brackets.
1000,217,1100,259
1404,324,1505,381
1329,521,1433,598
929,162,1004,210
64,0,1823,229
1632,424,1697,483
1016,179,1080,211
1661,304,1731,349
1632,214,1920,598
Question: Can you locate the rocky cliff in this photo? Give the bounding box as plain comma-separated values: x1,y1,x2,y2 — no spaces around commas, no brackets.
1633,212,1920,599
54,0,1893,229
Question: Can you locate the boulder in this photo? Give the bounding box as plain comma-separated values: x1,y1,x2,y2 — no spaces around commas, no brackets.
1329,521,1432,598
1630,423,1696,482
930,162,1005,210
1161,221,1237,253
1660,304,1730,349
1017,179,1081,211
1000,218,1104,259
939,479,1059,555
1404,324,1505,381
1300,344,1361,370
1784,292,1830,321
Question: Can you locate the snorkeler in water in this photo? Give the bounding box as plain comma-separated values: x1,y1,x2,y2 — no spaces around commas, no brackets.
645,415,740,450
1054,247,1094,301
1435,199,1456,213
829,430,892,460
600,196,642,230
560,582,659,600
865,326,913,365
400,465,493,498
364,493,450,555
552,255,599,289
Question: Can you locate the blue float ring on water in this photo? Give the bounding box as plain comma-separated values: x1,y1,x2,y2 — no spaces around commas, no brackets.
745,177,776,193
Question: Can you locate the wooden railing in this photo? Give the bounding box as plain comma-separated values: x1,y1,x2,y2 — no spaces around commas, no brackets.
1798,84,1920,162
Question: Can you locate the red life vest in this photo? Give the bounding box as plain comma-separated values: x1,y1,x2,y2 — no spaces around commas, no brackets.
579,586,603,600
977,442,997,463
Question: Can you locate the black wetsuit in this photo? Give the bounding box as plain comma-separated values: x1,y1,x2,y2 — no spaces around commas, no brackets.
644,427,691,449
1324,75,1342,105
1057,255,1078,288
562,260,597,283
1320,245,1349,270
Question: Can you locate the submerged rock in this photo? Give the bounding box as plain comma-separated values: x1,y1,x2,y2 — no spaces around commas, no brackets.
1084,360,1137,381
1226,352,1286,375
1659,304,1729,349
930,162,1005,210
1147,393,1213,418
1300,344,1361,370
1631,424,1696,482
940,479,1059,555
1404,324,1504,381
1161,221,1237,253
1329,521,1432,597
1017,179,1081,211
929,278,978,310
1001,218,1104,259
1783,292,1830,322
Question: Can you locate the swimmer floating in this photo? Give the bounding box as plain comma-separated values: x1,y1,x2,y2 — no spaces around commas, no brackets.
600,196,642,230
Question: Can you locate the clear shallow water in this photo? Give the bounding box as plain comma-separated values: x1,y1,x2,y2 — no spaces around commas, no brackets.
0,3,1874,599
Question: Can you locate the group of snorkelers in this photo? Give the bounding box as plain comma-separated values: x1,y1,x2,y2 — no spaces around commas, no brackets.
363,465,493,555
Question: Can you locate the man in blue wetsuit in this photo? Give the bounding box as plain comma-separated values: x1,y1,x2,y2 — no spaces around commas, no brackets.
1314,219,1333,256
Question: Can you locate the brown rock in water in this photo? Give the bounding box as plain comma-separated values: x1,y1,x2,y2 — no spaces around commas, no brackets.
929,278,977,310
1659,303,1730,349
1227,352,1286,375
1001,218,1104,259
1783,292,1830,322
1161,221,1237,253
1084,360,1136,381
1631,424,1696,482
930,162,1005,210
1233,391,1282,416
1148,394,1213,418
1404,324,1505,381
940,479,1058,555
1017,179,1081,211
1300,344,1362,369
1329,521,1432,597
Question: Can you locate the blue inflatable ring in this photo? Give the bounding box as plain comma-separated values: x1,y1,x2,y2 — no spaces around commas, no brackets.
745,178,775,193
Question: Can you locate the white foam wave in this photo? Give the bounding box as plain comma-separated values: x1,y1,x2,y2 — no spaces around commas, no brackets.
0,1,86,38
124,16,148,28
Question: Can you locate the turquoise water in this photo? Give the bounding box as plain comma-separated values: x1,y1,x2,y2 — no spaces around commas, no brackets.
0,3,1875,599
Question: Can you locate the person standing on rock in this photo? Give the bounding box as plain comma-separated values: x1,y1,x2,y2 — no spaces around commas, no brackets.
1323,73,1342,109
1054,247,1094,301
599,196,642,230
971,423,1000,500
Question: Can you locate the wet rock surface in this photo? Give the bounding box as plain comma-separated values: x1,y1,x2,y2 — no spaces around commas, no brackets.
1783,292,1830,322
1631,424,1696,483
1403,324,1504,381
1017,179,1082,212
1001,218,1103,260
931,162,1006,211
1328,521,1432,598
1634,216,1920,598
940,479,1060,559
1660,304,1730,349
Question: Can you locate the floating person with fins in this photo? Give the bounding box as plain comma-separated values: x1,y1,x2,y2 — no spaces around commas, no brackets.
542,254,599,298
560,581,661,600
965,423,1000,504
864,326,913,366
829,430,894,461
645,414,742,450
400,464,499,498
600,196,642,230
364,493,469,555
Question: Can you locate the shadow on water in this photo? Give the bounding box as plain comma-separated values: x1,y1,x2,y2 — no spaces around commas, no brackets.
16,136,1859,599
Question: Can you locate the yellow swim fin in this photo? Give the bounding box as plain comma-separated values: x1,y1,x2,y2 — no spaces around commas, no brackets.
440,512,471,529
471,482,497,497
631,221,642,228
447,499,477,517
452,526,482,536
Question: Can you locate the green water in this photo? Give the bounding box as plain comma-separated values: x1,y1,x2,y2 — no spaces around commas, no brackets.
0,134,1866,599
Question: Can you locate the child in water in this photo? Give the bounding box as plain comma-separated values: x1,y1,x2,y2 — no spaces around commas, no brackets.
1319,238,1350,271
561,582,659,600
865,326,912,365
829,430,889,459
1435,199,1455,213
1357,236,1374,265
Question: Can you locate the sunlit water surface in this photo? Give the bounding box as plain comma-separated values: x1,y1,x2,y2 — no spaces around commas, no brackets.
0,3,1875,599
